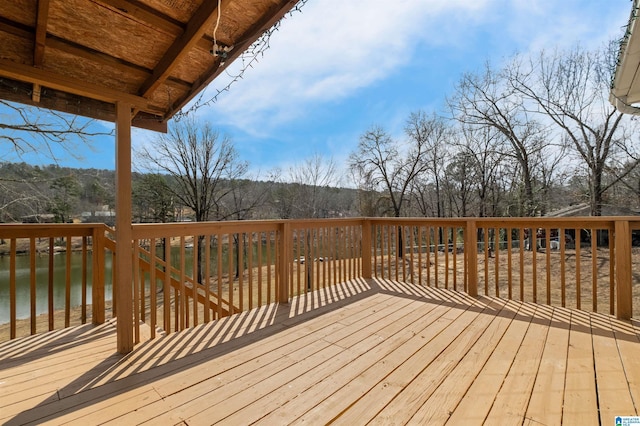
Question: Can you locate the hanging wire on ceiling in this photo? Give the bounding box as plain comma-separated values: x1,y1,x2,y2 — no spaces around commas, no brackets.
211,0,222,56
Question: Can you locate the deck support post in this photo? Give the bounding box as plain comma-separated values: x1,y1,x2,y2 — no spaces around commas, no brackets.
115,101,134,354
362,218,372,279
466,220,478,297
278,221,290,303
615,220,632,320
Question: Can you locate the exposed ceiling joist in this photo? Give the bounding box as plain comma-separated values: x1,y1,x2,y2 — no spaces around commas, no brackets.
0,58,149,109
32,0,50,102
94,0,184,36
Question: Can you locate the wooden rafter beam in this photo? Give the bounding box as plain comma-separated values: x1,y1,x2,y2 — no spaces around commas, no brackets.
166,0,300,118
93,0,184,36
32,0,50,102
138,0,233,98
0,78,166,132
33,0,50,66
0,58,149,109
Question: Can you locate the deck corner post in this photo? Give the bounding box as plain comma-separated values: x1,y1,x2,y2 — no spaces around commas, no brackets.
615,220,632,320
92,225,106,325
115,100,134,354
466,220,478,297
362,218,372,279
278,221,291,303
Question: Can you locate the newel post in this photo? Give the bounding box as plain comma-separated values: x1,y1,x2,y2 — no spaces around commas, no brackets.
362,218,372,279
615,220,632,320
92,225,105,325
466,220,478,297
278,221,291,303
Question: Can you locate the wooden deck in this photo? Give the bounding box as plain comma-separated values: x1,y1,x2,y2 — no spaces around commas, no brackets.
1,279,639,425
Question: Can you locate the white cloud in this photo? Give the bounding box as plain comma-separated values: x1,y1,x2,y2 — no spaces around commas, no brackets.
186,0,632,177
197,0,493,135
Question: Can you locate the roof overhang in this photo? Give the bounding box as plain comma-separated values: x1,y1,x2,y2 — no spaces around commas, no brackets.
611,0,640,115
0,0,302,132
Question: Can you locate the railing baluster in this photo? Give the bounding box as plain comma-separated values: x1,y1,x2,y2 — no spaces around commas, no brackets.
576,231,582,310
133,241,141,344
546,227,551,305
150,238,157,339
267,231,272,304
532,231,537,303
494,228,499,297
560,227,566,307
64,236,71,328
30,237,36,334
205,234,211,321
507,228,512,299
609,228,615,316
483,227,488,295
257,232,262,307
10,238,16,339
591,228,597,313
164,236,171,333
519,228,524,302
444,226,450,290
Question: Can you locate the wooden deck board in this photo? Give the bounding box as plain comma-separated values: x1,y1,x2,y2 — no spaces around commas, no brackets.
1,278,638,425
445,303,540,424
562,310,599,425
408,299,523,424
367,298,510,425
522,307,571,425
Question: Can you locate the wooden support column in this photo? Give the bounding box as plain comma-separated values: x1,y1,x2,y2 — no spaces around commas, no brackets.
115,101,134,353
466,220,478,297
615,220,632,320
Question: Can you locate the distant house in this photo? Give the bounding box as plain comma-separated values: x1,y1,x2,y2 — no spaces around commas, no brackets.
21,214,55,223
545,203,640,246
545,203,640,218
81,207,116,226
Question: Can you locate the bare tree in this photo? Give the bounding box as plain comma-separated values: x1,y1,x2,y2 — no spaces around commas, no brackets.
457,125,506,217
449,63,551,216
349,125,430,218
278,154,340,218
135,117,247,223
1,100,112,162
507,45,635,215
405,111,450,218
1,101,113,222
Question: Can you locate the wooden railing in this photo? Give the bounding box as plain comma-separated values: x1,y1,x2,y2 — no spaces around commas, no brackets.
129,219,363,342
369,217,638,319
0,223,112,341
1,217,638,343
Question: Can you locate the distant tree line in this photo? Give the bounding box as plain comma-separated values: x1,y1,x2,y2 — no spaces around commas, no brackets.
0,161,359,223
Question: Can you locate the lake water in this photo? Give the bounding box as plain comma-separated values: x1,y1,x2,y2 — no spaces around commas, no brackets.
0,242,275,324
0,251,113,324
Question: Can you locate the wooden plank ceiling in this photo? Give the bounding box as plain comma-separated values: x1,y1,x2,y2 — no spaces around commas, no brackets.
0,0,301,131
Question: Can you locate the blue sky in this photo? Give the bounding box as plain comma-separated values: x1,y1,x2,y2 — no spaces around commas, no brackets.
2,0,632,179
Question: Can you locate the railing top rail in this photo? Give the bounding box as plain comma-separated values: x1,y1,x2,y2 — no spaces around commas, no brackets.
367,216,636,229
0,223,110,239
132,220,281,239
132,217,369,239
